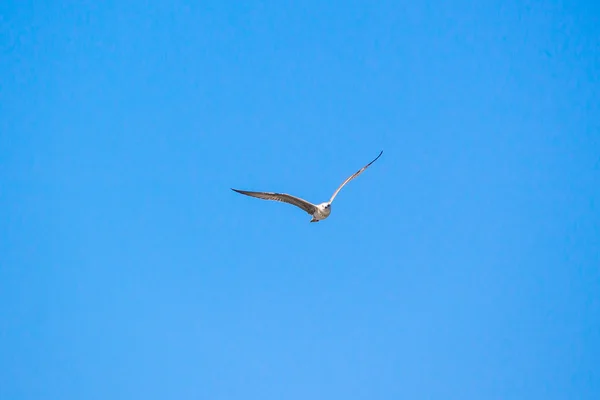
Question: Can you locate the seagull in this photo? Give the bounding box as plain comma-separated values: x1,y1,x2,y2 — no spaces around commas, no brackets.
232,150,383,222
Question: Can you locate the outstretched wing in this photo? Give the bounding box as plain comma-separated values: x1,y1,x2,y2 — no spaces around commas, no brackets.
231,189,317,215
328,150,383,203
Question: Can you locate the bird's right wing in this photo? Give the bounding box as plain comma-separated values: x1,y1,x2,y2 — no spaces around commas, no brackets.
231,189,317,215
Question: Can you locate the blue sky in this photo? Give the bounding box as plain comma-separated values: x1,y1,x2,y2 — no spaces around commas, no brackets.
1,1,599,399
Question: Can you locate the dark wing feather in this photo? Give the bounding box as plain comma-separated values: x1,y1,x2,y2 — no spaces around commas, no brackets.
231,189,317,215
328,150,383,203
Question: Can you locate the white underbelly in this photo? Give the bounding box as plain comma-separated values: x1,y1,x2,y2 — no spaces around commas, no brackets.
314,208,331,220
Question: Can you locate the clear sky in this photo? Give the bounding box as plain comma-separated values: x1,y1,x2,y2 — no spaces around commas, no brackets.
1,1,599,399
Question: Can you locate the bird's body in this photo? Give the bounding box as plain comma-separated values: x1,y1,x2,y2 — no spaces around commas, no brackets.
232,150,382,223
311,203,332,222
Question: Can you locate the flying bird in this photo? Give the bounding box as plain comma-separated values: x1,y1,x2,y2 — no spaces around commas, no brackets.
232,150,383,222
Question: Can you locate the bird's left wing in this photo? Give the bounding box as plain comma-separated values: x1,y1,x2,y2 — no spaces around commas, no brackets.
328,150,383,203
